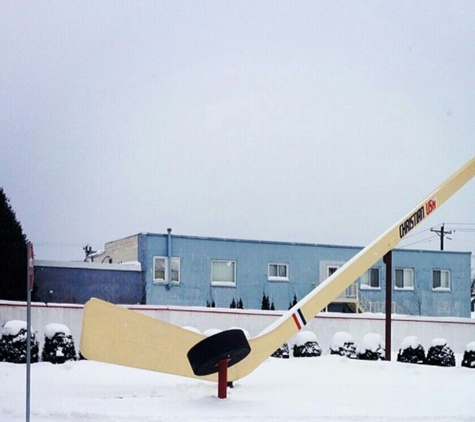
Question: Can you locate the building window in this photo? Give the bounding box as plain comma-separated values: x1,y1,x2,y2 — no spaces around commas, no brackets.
395,268,414,290
268,263,289,281
211,260,236,287
433,269,451,290
327,265,340,277
153,256,180,284
360,268,380,289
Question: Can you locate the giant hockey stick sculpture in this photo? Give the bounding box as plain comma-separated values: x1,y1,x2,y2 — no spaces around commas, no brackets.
81,156,475,384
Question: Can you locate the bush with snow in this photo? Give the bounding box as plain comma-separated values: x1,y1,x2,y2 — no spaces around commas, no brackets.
42,323,77,364
397,336,425,364
426,338,455,367
271,343,289,359
357,333,385,361
461,342,475,368
329,331,357,358
0,320,39,364
292,331,322,358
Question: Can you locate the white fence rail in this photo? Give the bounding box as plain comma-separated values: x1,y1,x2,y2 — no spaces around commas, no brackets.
1,300,474,354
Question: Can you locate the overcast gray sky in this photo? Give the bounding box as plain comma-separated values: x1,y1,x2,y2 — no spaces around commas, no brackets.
1,1,474,265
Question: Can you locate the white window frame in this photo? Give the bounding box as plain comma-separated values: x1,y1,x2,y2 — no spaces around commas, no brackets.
395,268,414,290
432,269,451,291
153,256,180,284
360,267,381,289
268,263,289,281
211,260,236,287
319,261,345,283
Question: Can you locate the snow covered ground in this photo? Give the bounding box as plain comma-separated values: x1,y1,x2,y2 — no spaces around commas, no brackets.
1,355,474,422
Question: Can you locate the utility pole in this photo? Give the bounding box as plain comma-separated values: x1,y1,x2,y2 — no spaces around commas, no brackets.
431,224,452,251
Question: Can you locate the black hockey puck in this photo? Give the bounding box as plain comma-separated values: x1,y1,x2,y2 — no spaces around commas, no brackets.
187,329,251,376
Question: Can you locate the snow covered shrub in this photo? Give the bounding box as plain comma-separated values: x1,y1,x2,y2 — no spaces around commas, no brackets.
357,333,385,361
397,336,425,364
461,342,475,368
1,320,39,364
271,343,289,359
292,331,322,358
329,331,357,358
426,338,455,367
42,324,77,364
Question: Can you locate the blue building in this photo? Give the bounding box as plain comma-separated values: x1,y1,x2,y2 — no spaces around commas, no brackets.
34,260,143,305
91,231,472,318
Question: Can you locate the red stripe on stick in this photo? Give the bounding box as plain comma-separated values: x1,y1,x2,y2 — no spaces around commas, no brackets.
292,313,302,330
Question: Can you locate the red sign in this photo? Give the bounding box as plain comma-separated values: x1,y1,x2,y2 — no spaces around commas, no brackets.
28,242,34,291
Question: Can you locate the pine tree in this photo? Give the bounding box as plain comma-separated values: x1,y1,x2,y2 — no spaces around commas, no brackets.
0,188,27,300
237,298,244,309
261,294,270,310
230,298,236,308
206,300,216,308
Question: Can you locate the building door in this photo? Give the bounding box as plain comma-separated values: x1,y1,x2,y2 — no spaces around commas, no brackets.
327,264,356,299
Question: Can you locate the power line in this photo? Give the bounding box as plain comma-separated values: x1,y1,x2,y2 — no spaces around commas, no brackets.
399,235,438,249
398,227,433,241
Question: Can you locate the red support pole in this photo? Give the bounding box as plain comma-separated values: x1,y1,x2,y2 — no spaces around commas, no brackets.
383,251,392,361
217,358,231,399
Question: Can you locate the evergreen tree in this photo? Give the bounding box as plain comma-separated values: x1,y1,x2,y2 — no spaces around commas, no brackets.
261,294,270,310
0,188,27,300
237,298,244,309
230,298,236,308
288,294,298,310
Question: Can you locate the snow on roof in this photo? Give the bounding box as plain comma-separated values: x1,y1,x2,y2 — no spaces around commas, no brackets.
120,261,141,266
44,323,71,339
89,249,105,258
35,260,141,272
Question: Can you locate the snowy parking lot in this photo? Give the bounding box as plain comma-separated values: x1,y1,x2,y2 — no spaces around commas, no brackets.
1,354,474,422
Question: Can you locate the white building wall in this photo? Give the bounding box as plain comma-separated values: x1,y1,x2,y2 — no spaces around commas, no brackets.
92,234,139,264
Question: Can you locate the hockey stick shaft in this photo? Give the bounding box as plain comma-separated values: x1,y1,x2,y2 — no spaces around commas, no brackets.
229,156,475,380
